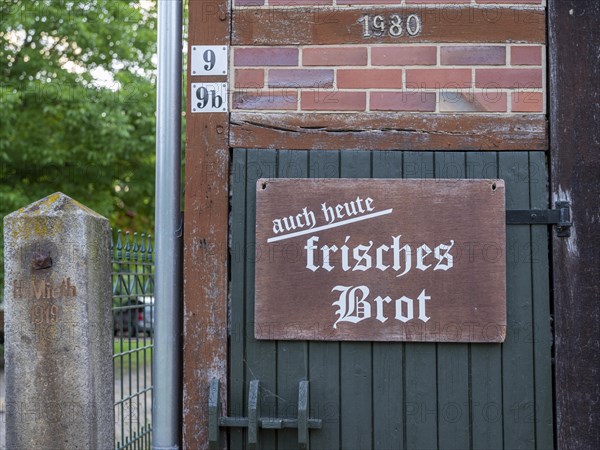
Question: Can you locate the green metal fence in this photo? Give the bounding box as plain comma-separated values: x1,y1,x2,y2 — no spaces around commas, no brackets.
112,231,154,450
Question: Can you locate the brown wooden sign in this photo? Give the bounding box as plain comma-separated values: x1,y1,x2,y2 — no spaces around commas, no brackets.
255,179,506,342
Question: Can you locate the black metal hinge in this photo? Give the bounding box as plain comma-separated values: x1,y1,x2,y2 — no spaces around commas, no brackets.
506,201,572,237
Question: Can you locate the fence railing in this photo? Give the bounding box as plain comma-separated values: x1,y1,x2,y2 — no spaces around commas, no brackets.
112,231,154,450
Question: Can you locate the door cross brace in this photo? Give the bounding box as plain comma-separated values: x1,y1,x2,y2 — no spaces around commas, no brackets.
208,378,322,450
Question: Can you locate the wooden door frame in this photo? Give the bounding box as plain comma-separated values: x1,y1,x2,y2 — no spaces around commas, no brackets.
549,1,600,449
183,1,230,448
182,1,600,448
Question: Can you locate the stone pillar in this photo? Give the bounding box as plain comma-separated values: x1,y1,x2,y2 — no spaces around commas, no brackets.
3,193,114,449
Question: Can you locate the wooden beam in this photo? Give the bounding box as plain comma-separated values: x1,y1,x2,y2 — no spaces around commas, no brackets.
230,112,547,151
183,0,229,448
549,1,600,449
233,7,546,46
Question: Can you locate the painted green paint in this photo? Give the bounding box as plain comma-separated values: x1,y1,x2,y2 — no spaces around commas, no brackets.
228,150,554,450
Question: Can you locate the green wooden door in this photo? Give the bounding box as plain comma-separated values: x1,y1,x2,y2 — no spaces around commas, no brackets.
228,149,553,450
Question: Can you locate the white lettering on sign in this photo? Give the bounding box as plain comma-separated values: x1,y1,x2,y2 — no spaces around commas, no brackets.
268,197,391,243
358,14,422,38
304,235,455,277
266,195,456,330
331,285,431,329
272,207,316,235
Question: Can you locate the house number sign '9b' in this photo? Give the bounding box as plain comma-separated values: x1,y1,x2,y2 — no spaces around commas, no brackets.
191,83,228,113
358,14,423,38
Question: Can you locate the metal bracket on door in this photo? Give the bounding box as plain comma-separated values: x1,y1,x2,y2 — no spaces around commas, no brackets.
208,378,322,450
506,202,572,237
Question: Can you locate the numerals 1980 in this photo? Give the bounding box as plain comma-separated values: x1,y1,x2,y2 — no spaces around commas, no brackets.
358,14,423,38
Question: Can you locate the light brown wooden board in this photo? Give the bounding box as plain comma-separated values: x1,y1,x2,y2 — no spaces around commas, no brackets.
255,178,506,342
230,112,548,151
233,7,545,46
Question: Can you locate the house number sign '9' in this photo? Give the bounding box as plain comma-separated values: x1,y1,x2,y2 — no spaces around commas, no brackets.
358,14,423,38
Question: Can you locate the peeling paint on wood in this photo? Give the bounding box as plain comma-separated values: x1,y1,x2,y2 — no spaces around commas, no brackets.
230,112,548,151
550,1,600,449
183,0,230,448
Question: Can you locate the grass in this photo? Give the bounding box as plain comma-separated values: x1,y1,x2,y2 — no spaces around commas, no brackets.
113,338,153,370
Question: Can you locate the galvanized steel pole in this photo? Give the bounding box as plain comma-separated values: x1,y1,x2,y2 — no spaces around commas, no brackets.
153,0,183,449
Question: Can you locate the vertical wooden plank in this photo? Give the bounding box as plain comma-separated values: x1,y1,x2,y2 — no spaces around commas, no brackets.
308,150,341,450
372,151,402,180
339,150,373,450
436,345,471,450
529,152,554,449
434,152,471,450
245,149,278,448
500,152,536,449
229,148,247,448
467,152,504,450
549,2,600,449
403,152,438,450
372,152,404,450
277,150,309,449
183,1,230,447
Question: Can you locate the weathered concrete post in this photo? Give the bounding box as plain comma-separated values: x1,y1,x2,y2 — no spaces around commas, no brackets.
3,193,114,449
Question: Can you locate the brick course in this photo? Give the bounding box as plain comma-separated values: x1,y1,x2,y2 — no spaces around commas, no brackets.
511,46,543,65
303,47,368,67
512,91,544,112
232,89,298,110
476,69,543,89
441,46,506,66
371,91,437,112
235,69,264,89
406,69,472,89
230,3,546,114
301,91,367,111
268,69,334,88
234,48,298,67
338,69,404,89
372,46,437,66
440,92,508,113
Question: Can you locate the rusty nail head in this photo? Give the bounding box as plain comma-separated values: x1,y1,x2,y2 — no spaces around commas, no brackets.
32,253,53,270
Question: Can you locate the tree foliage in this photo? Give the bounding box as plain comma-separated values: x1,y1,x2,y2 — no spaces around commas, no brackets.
1,1,158,289
1,0,157,230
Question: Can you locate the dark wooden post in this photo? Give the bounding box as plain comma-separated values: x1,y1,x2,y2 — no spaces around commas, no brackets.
549,1,600,448
183,0,230,448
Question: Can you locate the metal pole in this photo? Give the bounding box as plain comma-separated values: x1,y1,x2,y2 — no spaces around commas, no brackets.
153,0,183,449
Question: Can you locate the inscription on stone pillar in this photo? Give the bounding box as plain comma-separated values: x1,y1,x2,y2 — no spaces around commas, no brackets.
3,192,114,449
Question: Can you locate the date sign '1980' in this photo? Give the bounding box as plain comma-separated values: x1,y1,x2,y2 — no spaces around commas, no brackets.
255,179,506,343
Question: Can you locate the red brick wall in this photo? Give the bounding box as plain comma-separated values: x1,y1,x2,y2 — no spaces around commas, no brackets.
230,1,546,115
